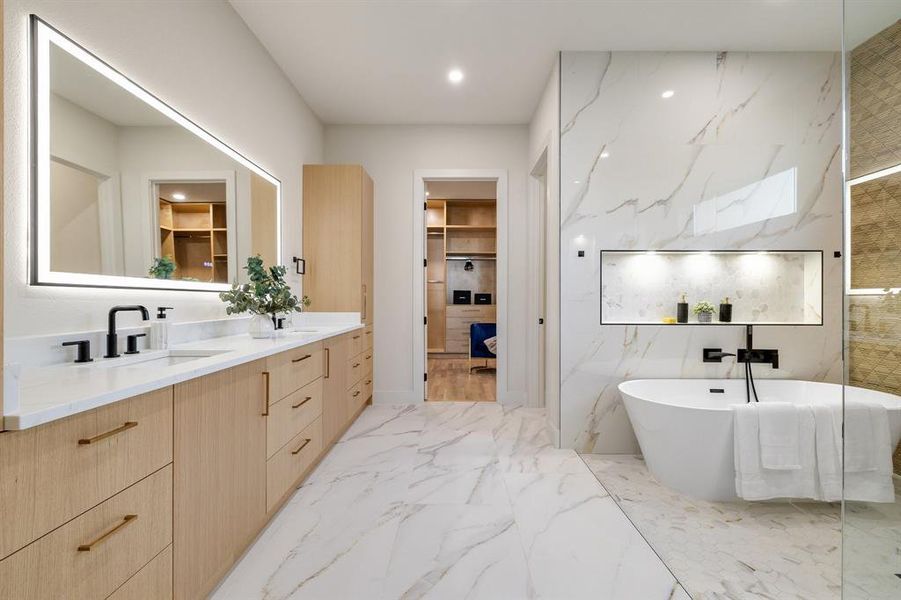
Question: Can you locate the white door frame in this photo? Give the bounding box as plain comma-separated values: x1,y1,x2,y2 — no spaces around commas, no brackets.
529,149,549,409
412,169,509,403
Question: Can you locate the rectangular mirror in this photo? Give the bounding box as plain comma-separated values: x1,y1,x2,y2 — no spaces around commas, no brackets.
31,16,281,291
846,164,901,295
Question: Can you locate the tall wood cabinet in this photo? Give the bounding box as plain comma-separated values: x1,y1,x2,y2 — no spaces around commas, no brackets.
302,165,374,324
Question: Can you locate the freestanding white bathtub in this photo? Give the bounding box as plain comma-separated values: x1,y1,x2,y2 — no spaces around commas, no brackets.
619,379,901,501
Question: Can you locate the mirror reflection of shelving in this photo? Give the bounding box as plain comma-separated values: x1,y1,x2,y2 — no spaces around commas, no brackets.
426,199,497,353
600,250,823,326
157,182,228,283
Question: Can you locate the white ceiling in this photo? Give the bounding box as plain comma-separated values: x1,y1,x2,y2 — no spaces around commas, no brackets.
231,0,898,126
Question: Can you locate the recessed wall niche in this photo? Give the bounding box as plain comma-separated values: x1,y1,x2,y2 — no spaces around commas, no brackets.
600,250,823,325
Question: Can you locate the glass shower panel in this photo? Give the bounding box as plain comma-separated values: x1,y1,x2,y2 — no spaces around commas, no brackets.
843,3,901,598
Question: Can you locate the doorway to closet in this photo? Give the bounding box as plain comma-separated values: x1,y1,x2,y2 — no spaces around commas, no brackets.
424,180,498,402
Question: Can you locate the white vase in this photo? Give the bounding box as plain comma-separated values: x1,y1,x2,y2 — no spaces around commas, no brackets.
249,314,276,338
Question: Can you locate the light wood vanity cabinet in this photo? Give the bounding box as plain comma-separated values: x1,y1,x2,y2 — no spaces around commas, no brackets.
0,466,172,600
0,387,172,561
0,331,369,600
173,359,268,600
302,164,374,325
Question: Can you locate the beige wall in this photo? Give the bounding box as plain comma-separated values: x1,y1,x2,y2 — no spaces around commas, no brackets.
49,160,102,274
324,124,530,404
250,172,278,267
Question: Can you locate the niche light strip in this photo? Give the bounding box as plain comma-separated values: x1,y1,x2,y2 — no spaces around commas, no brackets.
844,163,901,296
33,17,282,291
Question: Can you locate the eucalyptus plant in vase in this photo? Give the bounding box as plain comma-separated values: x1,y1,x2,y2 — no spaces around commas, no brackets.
219,256,311,338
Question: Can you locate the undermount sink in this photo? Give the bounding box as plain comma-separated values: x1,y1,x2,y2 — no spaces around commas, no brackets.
94,349,229,369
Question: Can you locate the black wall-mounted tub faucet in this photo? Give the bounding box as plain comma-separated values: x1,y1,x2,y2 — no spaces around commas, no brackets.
105,305,150,358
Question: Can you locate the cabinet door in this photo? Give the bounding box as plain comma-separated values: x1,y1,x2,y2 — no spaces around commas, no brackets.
322,334,350,445
173,360,268,600
361,170,374,324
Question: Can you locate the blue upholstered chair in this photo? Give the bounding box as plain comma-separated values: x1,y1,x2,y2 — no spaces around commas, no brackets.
469,322,497,373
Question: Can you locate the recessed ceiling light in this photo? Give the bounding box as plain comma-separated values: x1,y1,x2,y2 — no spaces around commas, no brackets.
448,69,464,84
172,192,186,200
661,90,675,99
600,152,610,158
574,180,581,184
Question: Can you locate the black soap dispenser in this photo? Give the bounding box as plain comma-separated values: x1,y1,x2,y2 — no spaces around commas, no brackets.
677,293,689,324
719,297,733,323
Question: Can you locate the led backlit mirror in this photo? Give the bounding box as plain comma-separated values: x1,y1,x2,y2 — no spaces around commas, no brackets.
31,16,280,291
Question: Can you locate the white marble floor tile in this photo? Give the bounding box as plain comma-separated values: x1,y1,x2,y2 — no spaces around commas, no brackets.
582,454,843,600
217,405,688,600
381,503,533,599
504,470,680,599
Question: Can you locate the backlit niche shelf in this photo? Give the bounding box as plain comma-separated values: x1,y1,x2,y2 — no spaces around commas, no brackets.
600,250,823,326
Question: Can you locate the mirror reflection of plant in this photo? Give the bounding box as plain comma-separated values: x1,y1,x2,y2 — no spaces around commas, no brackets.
148,256,176,279
692,300,716,315
220,256,311,319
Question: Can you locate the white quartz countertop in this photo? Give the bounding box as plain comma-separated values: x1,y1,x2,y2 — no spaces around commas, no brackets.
5,323,363,430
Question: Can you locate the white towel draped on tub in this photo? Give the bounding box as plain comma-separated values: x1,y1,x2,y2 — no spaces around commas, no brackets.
733,403,818,501
734,401,895,503
842,400,894,503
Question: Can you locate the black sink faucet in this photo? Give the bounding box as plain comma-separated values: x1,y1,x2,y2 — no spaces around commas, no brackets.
105,305,150,358
736,325,779,368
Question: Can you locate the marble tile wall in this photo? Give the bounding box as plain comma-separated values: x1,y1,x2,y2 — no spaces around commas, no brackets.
560,51,843,452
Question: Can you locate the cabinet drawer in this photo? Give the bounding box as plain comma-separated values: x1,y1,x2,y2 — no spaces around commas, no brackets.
267,378,323,459
108,545,172,600
0,465,172,600
363,350,373,377
346,352,365,390
349,330,364,356
0,388,172,560
445,340,469,354
265,342,323,402
447,316,493,332
363,374,374,402
346,381,365,416
364,325,374,350
267,418,323,512
445,327,471,342
446,305,496,319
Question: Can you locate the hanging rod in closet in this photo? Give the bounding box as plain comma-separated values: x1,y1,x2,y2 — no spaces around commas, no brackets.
446,256,496,261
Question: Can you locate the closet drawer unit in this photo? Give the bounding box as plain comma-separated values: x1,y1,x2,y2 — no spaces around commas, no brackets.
364,325,374,350
346,381,365,416
446,316,493,333
445,327,472,343
266,417,323,512
444,339,470,354
446,305,496,320
0,387,172,560
265,342,323,402
267,378,324,459
349,330,364,356
346,352,365,389
108,545,172,600
0,465,172,600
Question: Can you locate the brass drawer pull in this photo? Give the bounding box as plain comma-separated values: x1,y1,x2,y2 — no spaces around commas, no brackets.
352,362,361,368
291,438,311,455
365,379,372,385
262,371,271,416
366,331,372,335
353,335,361,340
292,354,312,363
325,348,330,379
353,391,361,398
77,514,137,551
78,421,138,445
365,355,372,360
292,396,312,409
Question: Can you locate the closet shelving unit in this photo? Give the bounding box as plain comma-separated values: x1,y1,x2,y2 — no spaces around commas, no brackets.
426,199,497,354
159,199,228,283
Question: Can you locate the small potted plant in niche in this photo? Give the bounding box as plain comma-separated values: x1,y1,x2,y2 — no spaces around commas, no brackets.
148,256,176,279
693,300,716,323
219,256,311,338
